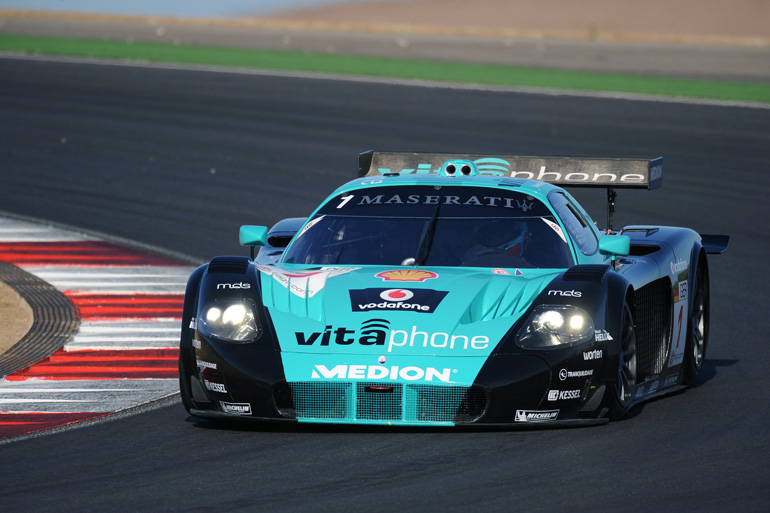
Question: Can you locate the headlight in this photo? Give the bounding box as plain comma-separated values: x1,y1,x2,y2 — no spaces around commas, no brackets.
198,299,261,343
516,305,594,349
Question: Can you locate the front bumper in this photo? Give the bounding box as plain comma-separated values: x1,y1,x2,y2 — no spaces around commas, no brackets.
182,342,609,427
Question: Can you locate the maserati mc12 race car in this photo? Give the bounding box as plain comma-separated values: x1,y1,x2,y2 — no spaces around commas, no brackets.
179,151,729,427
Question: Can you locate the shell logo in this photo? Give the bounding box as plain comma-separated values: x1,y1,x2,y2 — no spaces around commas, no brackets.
375,270,439,282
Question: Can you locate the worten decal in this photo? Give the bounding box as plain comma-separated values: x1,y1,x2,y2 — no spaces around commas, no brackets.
295,318,489,353
349,288,448,313
258,265,357,298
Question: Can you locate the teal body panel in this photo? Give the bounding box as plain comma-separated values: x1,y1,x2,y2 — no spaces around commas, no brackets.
259,264,560,425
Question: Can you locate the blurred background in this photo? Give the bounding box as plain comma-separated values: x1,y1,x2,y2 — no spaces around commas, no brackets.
0,0,767,43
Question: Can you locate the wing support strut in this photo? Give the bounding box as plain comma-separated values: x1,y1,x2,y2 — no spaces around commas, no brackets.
606,188,617,234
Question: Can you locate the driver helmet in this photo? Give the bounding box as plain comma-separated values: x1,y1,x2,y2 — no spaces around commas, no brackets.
475,220,529,257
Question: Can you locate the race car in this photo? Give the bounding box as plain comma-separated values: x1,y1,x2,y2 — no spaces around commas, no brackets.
179,151,729,427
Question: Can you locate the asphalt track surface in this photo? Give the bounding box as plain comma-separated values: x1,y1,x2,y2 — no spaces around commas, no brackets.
0,56,769,512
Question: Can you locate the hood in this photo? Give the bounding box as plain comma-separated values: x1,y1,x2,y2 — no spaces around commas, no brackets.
258,264,558,358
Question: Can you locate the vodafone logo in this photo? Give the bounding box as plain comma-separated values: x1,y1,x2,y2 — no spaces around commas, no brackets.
670,259,688,275
350,288,448,314
380,289,414,302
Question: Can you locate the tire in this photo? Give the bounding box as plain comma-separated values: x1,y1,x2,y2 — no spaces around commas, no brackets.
684,259,709,386
179,356,194,414
608,301,637,420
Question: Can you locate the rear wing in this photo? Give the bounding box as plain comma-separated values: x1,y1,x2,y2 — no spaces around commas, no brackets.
358,151,662,190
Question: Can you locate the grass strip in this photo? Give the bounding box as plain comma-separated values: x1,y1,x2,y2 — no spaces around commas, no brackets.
1,33,768,103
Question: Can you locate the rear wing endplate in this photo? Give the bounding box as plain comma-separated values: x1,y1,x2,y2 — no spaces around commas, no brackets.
358,151,662,190
700,234,730,254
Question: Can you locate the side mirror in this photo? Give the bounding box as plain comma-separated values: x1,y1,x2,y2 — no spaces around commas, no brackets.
240,226,268,260
598,234,630,257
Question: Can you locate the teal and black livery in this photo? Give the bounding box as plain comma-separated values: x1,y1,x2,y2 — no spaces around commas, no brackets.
179,151,728,427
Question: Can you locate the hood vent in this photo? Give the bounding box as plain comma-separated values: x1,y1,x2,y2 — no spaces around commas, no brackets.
563,264,611,283
207,256,250,274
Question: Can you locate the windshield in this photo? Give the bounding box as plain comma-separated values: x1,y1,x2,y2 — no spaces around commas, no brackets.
283,185,574,269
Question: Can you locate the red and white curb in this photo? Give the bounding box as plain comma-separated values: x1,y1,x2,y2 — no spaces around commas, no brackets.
0,216,197,439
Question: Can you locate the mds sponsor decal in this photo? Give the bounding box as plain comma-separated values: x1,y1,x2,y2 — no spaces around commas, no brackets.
349,288,448,313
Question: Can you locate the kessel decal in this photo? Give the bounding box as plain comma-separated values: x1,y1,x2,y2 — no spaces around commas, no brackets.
350,288,449,313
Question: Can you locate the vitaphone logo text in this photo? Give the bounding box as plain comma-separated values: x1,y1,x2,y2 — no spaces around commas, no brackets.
295,319,489,353
377,162,647,184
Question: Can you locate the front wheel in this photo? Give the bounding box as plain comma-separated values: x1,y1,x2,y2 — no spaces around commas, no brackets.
608,301,637,420
179,357,194,414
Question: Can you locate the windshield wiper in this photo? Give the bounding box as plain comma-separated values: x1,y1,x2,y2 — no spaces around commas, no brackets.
413,200,442,267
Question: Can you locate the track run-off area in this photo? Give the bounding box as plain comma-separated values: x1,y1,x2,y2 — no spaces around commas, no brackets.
0,215,196,438
0,53,768,512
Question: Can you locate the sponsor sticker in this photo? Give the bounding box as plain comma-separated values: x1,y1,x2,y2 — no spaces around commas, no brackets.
559,368,593,381
310,364,454,383
548,289,582,298
349,288,448,313
541,218,567,243
216,282,250,290
547,389,581,401
493,269,524,276
196,358,217,370
670,259,688,276
583,349,603,360
668,300,689,367
515,409,559,422
594,330,613,342
258,265,357,298
204,379,227,394
220,402,251,415
675,280,688,302
375,269,439,282
298,215,324,236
